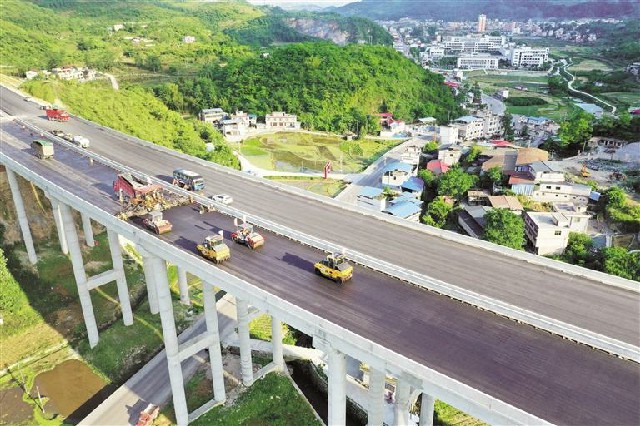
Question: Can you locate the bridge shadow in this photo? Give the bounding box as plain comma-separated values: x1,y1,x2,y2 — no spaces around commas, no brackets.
281,252,314,273
156,174,173,184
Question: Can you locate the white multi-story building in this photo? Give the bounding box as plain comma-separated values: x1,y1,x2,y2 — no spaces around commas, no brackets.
524,204,590,255
443,35,506,53
265,111,300,129
505,46,549,67
532,182,592,206
221,119,247,142
453,116,485,141
438,126,459,144
456,54,499,69
200,108,226,124
476,110,503,136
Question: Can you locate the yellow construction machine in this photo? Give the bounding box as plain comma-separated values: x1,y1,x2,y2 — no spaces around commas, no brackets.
197,234,231,264
314,253,353,283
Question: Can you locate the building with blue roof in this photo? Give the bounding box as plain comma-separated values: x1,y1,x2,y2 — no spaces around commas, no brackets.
383,200,422,221
401,176,424,195
357,186,386,211
381,161,414,187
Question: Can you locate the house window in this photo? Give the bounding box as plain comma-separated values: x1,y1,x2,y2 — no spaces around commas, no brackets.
554,231,562,236
546,185,551,189
555,186,561,190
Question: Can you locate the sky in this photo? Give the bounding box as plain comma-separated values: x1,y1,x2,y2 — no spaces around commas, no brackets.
247,0,358,7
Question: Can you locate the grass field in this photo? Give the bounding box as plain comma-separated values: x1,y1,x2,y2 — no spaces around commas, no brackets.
177,372,322,426
237,132,399,173
568,58,613,72
249,314,298,345
601,92,640,107
266,176,346,197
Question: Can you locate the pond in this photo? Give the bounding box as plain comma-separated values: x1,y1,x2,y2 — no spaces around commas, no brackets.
33,359,107,422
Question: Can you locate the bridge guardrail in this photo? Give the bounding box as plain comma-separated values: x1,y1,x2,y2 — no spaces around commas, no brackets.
14,118,640,362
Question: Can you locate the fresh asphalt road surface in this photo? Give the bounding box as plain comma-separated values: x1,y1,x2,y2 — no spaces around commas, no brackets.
2,121,639,425
2,87,637,348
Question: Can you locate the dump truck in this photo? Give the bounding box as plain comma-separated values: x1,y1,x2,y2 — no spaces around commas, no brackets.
231,222,264,250
32,139,54,159
173,168,205,191
136,404,159,426
197,234,231,264
314,253,353,283
142,211,173,235
45,107,70,122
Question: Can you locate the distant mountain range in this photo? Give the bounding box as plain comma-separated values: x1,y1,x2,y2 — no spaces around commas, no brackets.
331,0,640,21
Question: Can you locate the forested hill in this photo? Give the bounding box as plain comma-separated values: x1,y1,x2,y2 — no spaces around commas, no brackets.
2,0,391,72
169,42,462,133
334,0,640,20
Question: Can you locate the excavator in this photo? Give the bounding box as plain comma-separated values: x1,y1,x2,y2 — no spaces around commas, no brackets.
197,233,231,264
314,253,353,283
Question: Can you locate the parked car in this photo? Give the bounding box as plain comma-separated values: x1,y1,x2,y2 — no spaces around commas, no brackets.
210,194,233,205
50,129,65,137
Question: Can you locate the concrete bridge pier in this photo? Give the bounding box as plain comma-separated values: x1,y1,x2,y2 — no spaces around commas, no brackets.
106,230,133,325
419,393,435,426
177,266,190,305
236,298,254,385
48,196,68,255
203,281,226,402
367,367,387,425
328,347,347,426
138,247,159,314
394,377,411,426
59,201,99,347
81,212,95,247
271,317,284,370
147,253,189,426
6,168,37,264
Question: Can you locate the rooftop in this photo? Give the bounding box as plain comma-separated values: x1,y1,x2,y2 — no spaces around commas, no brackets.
401,176,425,193
516,148,549,166
488,195,523,211
358,186,384,198
384,201,422,219
455,115,483,124
382,161,413,174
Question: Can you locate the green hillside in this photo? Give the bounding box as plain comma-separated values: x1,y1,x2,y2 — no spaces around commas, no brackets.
175,42,462,133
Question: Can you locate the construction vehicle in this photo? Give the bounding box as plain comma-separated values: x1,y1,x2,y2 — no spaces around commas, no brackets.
314,253,353,283
135,404,159,426
173,168,205,191
32,139,54,159
581,164,591,178
142,211,173,235
113,173,164,214
231,220,264,250
610,171,627,181
45,107,70,122
72,135,90,148
197,234,231,264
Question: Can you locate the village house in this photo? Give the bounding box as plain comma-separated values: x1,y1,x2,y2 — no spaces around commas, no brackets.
200,108,227,125
221,119,247,142
357,187,386,211
265,111,300,129
524,204,590,255
381,161,414,187
458,205,493,238
487,195,523,213
452,115,484,141
437,145,462,166
383,195,423,221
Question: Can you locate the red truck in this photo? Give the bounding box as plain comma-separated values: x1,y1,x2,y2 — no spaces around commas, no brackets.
45,107,70,122
113,173,162,204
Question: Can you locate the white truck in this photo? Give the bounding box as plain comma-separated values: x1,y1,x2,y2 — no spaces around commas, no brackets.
72,135,90,148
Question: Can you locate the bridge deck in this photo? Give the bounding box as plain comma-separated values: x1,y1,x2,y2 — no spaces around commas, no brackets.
1,117,639,424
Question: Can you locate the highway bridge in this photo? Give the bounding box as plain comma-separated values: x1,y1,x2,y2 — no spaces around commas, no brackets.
1,86,639,426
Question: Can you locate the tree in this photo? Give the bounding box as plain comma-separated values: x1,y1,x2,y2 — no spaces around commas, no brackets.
603,187,626,210
486,166,503,184
421,197,452,228
563,232,596,267
558,111,593,152
437,167,478,199
464,145,482,163
423,140,438,153
483,208,525,250
502,111,514,141
602,247,640,281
